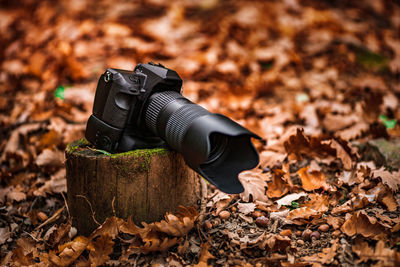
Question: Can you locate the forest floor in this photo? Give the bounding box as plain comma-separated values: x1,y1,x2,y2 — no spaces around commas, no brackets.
1,0,400,266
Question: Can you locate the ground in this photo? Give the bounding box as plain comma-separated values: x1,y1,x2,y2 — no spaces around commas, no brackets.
1,0,400,266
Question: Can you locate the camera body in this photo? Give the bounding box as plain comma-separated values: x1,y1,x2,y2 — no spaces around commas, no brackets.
86,62,180,152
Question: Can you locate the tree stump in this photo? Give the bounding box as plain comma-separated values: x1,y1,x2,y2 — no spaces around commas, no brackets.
65,139,206,236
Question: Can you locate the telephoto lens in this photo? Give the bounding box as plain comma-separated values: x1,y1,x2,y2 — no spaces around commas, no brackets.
144,90,260,194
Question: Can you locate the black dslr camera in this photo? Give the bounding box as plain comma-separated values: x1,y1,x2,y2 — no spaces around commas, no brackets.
85,63,260,193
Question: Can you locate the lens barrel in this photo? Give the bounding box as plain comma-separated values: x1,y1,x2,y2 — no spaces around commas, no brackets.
145,91,260,194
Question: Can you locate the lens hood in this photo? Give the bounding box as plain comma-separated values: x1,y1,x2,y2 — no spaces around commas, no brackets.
181,114,260,193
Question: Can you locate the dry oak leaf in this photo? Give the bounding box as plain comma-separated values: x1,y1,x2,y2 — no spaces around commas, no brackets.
237,202,256,215
88,235,114,267
239,170,269,202
264,234,292,253
267,169,291,198
297,167,332,191
48,220,72,248
331,139,354,170
154,206,199,237
130,235,179,254
11,237,38,266
286,207,320,222
303,193,329,213
326,216,344,230
283,128,336,160
302,239,339,265
341,210,387,239
353,238,400,266
49,236,89,267
90,216,124,239
194,241,214,267
372,167,400,192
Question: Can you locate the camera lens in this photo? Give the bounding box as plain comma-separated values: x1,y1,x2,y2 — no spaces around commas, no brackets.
144,90,260,193
204,133,228,164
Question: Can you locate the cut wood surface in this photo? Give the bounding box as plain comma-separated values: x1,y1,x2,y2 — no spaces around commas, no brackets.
65,140,205,235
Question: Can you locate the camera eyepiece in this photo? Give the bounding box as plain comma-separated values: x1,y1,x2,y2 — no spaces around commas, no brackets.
85,64,260,194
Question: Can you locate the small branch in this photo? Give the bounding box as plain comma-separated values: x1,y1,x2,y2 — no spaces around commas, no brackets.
76,194,101,226
36,206,65,230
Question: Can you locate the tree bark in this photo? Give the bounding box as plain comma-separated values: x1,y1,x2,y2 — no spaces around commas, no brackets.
65,139,205,236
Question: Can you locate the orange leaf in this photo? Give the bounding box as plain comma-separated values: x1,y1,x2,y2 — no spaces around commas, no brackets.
303,193,329,213
287,207,320,221
341,211,387,239
50,236,89,267
266,169,290,198
88,235,114,267
297,167,331,191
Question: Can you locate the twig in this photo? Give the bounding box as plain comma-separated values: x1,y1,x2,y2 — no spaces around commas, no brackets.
76,194,101,226
36,206,65,230
61,192,70,219
111,196,116,216
23,231,40,242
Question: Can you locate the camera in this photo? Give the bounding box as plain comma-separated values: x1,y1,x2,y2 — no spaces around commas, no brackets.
85,62,260,193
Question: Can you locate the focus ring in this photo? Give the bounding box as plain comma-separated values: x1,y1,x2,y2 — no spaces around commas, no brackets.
145,91,182,135
144,91,210,151
165,104,209,150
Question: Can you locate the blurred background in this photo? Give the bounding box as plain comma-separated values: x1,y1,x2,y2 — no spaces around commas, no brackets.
0,0,399,263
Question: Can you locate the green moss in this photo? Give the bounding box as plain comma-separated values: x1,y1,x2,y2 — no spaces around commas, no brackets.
112,148,169,171
67,138,90,153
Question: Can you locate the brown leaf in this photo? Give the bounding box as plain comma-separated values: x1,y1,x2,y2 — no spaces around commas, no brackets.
88,235,114,267
326,216,344,229
286,207,320,223
372,167,400,191
48,221,72,248
303,193,329,213
154,206,199,237
50,236,89,267
120,206,198,254
331,139,353,170
239,170,269,202
264,234,292,252
297,167,332,191
341,210,387,239
0,227,11,245
35,149,65,168
353,238,400,266
194,241,214,267
284,128,335,160
302,239,339,264
91,216,124,239
267,169,290,198
11,237,38,266
6,186,27,202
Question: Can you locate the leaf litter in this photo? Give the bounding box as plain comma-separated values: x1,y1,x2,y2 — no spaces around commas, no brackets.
1,0,400,266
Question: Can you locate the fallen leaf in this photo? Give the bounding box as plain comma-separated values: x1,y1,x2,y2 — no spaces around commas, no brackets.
49,236,89,267
276,192,308,208
239,170,269,202
372,167,400,191
353,238,400,266
286,207,320,224
326,216,344,229
88,235,114,267
91,216,124,239
267,169,291,198
237,203,256,215
341,210,387,239
0,227,11,245
302,239,339,264
194,241,214,267
303,193,329,213
35,149,65,168
297,167,332,191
